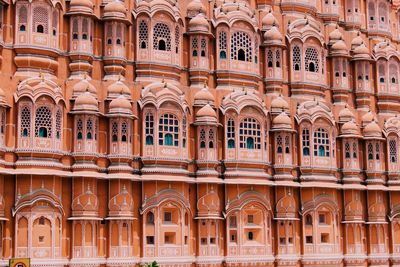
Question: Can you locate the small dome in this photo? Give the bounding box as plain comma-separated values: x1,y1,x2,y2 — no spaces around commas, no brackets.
107,79,130,97
272,112,292,130
338,106,354,123
341,120,360,137
109,94,132,115
364,120,382,138
74,91,98,112
351,33,363,49
194,86,214,102
69,0,94,14
103,0,127,19
262,11,277,30
331,40,348,55
329,27,342,43
195,104,218,124
187,0,206,16
271,95,289,110
73,77,96,97
353,43,370,60
264,26,283,44
362,111,375,124
188,14,209,33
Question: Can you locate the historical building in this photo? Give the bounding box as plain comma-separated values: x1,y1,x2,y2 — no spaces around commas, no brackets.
1,0,400,266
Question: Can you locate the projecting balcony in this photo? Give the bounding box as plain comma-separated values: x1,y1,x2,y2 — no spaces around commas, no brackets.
73,245,97,258
109,246,132,258
304,243,338,254
347,244,364,254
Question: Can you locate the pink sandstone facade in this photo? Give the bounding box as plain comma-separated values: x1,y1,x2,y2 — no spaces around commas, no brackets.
1,0,400,266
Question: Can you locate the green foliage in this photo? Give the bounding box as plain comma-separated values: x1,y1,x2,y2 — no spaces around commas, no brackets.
142,261,159,267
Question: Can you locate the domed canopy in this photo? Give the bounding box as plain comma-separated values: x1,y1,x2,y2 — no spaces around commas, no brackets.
194,85,215,107
188,14,209,33
272,112,292,131
108,94,135,117
73,91,99,113
338,106,354,123
263,26,283,46
353,43,370,60
362,111,375,127
68,0,94,15
187,0,206,17
340,120,361,138
195,104,218,125
351,32,363,50
330,40,348,57
329,27,342,44
262,10,277,31
107,79,131,99
271,94,289,114
102,0,128,22
364,120,382,139
73,77,96,98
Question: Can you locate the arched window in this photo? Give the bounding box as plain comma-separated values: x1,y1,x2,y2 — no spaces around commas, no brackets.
389,139,397,163
121,122,127,142
192,37,198,57
201,38,207,57
305,214,313,225
293,46,301,71
77,118,83,140
159,114,179,146
219,31,227,59
208,129,214,148
248,231,254,240
112,121,118,142
20,25,26,31
230,31,252,62
379,64,385,83
21,106,31,137
56,109,62,139
175,25,180,53
368,2,375,22
146,212,154,224
276,50,281,68
368,143,373,160
285,135,290,153
153,23,171,51
239,118,261,150
200,128,206,148
277,135,283,153
302,128,310,156
82,18,88,40
35,106,52,138
145,112,154,145
182,117,187,148
353,142,357,158
139,20,148,49
32,6,48,34
86,118,93,140
345,142,351,158
305,47,319,73
116,24,122,46
313,128,330,157
267,50,273,67
227,118,235,148
376,143,380,160
18,6,27,31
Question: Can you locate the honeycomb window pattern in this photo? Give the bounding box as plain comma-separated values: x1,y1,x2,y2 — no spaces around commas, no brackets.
20,106,31,137
34,106,52,138
32,6,48,34
305,47,319,72
292,46,301,70
153,23,171,51
230,31,252,62
139,20,148,49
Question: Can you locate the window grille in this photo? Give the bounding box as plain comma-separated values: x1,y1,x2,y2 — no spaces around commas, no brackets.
158,113,179,146
239,118,261,150
313,128,329,157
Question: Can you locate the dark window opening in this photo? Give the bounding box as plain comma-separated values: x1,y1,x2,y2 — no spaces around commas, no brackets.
158,40,166,51
36,25,44,33
238,49,246,61
220,50,227,59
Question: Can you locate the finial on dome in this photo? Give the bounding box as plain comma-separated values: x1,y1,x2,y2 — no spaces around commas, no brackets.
164,82,167,88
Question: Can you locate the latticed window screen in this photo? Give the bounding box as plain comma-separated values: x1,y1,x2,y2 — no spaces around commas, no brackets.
208,129,214,148
121,121,128,142
305,47,319,72
175,25,180,53
21,106,31,137
292,46,301,70
139,20,148,48
19,6,28,25
0,110,5,135
302,128,310,155
389,139,397,163
56,109,62,139
33,6,49,33
313,128,330,157
158,113,179,146
77,118,83,139
368,143,374,160
376,143,380,159
116,24,122,44
285,135,290,153
201,38,207,56
35,106,52,138
390,63,398,84
227,118,235,148
276,50,281,68
52,10,58,35
345,142,351,158
230,31,252,62
182,116,187,148
111,121,118,142
86,118,94,140
277,135,283,153
267,50,273,67
200,128,206,148
145,112,154,145
153,23,171,51
192,37,198,56
72,18,79,38
239,118,261,149
219,31,227,59
353,142,358,158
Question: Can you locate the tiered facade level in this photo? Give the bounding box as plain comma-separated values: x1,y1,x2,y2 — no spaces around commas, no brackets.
2,0,400,267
